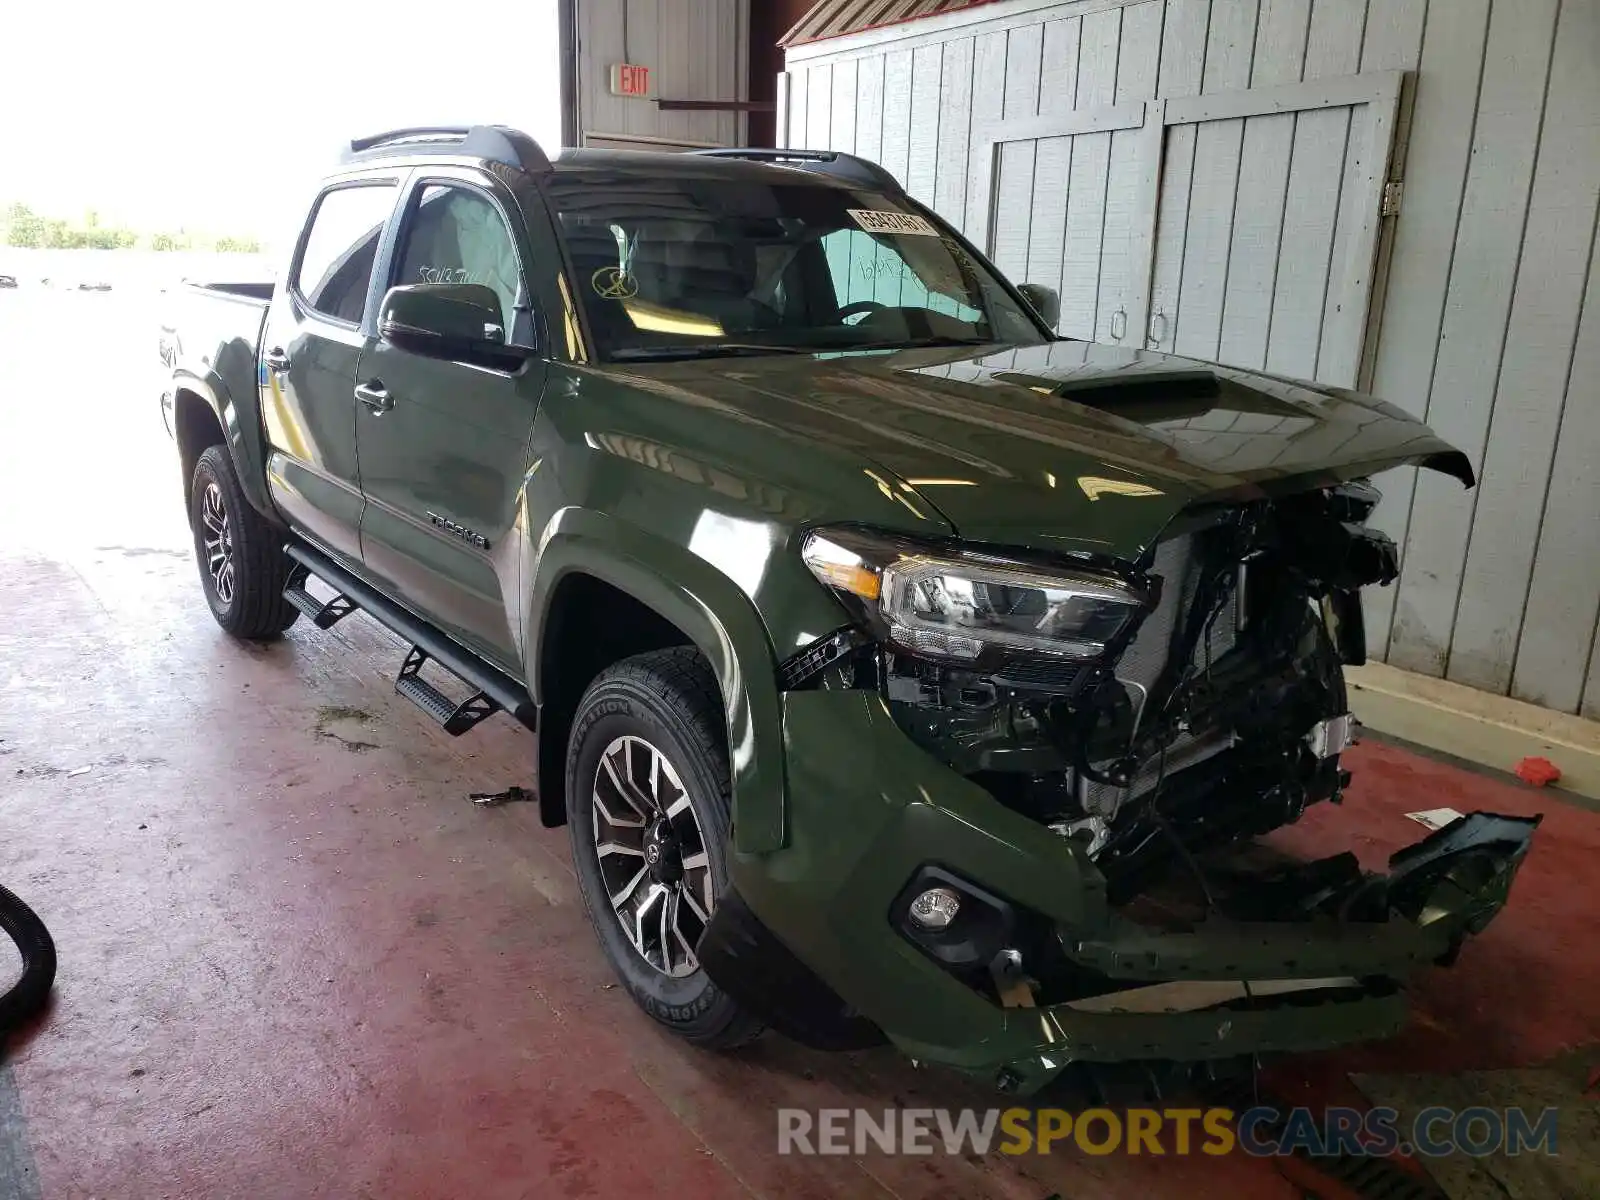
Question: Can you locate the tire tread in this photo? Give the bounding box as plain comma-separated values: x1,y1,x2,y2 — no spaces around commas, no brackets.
568,647,764,1050
191,445,299,639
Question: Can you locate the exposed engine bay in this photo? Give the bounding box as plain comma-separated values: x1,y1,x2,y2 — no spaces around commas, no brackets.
795,481,1400,905
780,480,1541,1027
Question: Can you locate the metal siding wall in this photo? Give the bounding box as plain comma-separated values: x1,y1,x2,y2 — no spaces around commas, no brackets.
1452,0,1600,699
577,0,746,146
993,25,1044,282
1212,0,1306,368
882,50,916,185
831,59,860,152
1361,0,1489,660
1096,2,1164,343
907,46,944,205
787,63,809,147
1058,10,1120,339
1029,19,1082,320
1171,0,1258,361
856,54,887,161
1386,0,1560,678
780,0,1600,717
935,39,976,232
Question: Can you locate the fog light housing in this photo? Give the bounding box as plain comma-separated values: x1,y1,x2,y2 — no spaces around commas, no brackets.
908,887,962,929
893,867,1015,970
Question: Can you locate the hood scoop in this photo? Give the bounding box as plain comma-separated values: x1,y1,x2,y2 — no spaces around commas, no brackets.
1003,369,1223,418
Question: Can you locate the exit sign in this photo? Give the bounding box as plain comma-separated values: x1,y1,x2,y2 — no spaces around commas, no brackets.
609,63,654,98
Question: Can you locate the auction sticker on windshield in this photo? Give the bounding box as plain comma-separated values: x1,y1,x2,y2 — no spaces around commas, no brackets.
848,209,940,236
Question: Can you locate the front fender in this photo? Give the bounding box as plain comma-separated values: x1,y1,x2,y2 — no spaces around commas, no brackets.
172,350,274,519
527,506,788,854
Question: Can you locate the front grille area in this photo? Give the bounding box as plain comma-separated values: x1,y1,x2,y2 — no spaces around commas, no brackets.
1081,533,1244,818
1114,534,1241,693
991,658,1085,691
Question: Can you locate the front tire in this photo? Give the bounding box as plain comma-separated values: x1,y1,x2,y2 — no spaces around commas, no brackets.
189,445,299,639
566,648,763,1048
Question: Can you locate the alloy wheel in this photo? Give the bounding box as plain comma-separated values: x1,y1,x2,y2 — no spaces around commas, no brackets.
200,482,235,605
591,734,714,979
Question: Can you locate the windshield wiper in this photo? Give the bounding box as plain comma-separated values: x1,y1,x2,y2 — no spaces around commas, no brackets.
609,343,815,362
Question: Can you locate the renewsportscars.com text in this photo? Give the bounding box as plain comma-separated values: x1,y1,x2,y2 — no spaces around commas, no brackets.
777,1105,1559,1158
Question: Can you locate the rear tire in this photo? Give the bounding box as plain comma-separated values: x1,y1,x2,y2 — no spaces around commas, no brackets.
566,648,763,1049
189,445,299,639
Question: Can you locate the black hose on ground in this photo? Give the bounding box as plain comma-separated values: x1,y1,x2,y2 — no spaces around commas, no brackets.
0,883,55,1036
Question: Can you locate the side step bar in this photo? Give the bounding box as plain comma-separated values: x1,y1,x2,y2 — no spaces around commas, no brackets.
283,543,537,732
396,646,500,736
284,564,358,629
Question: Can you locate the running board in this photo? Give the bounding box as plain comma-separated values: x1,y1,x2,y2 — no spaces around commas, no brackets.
396,646,500,736
284,565,358,629
282,542,537,732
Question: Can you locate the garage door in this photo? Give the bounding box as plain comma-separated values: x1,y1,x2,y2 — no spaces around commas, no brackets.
971,72,1401,388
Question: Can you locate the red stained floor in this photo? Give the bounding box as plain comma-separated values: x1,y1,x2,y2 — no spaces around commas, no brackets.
1,296,1596,1199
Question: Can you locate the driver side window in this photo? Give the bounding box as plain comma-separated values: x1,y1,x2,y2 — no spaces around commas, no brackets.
394,185,521,333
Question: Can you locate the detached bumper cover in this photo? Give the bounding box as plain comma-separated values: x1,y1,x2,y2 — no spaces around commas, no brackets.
717,690,1538,1094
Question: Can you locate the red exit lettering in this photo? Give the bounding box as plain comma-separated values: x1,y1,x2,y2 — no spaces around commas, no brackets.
612,64,651,97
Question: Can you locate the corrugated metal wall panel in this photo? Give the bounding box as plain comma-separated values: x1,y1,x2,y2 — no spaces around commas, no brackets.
994,24,1045,282
576,0,747,147
1450,0,1600,698
908,45,945,204
779,0,1600,717
1517,208,1600,718
1095,1,1162,343
1361,0,1488,659
1386,0,1560,678
934,38,976,228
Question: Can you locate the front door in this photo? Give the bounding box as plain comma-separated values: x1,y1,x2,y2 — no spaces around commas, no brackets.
261,181,398,562
354,176,546,670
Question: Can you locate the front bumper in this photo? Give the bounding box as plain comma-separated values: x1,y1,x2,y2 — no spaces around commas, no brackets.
716,690,1538,1095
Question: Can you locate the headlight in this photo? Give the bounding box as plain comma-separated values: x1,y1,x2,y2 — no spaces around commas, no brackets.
802,528,1146,663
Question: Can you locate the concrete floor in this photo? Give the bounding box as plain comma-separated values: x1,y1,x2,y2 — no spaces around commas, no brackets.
1,291,1597,1199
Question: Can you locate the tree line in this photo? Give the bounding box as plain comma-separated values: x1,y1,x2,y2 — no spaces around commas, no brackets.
3,203,260,253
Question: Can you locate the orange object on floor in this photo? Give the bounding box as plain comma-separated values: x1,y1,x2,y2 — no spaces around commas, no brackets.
1516,756,1562,787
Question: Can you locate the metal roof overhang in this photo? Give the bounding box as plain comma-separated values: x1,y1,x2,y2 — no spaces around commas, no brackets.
779,0,996,48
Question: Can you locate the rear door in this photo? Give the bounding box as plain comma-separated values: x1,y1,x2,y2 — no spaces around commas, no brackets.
354,171,547,670
261,179,399,560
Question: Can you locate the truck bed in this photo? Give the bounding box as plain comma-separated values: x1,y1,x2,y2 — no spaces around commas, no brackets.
158,280,273,438
186,280,275,304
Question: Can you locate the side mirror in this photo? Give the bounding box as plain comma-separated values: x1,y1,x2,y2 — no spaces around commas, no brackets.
1017,283,1061,330
379,283,529,367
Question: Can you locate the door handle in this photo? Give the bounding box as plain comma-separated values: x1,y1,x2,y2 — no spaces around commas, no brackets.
354,380,393,414
263,347,290,371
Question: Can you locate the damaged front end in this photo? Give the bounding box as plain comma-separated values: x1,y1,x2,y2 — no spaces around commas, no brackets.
741,480,1539,1088
798,481,1404,880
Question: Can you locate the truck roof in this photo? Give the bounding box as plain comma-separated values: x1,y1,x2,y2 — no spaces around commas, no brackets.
339,125,905,196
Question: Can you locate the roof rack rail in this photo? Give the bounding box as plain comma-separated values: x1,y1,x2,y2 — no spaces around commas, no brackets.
342,125,553,175
692,148,903,195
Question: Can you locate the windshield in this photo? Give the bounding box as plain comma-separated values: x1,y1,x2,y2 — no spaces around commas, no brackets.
549,173,1047,360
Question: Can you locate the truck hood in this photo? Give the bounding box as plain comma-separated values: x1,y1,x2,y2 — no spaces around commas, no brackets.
621,340,1473,561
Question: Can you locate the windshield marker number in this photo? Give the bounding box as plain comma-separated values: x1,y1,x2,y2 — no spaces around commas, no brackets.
848,209,940,237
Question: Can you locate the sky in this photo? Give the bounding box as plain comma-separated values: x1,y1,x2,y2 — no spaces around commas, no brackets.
0,0,563,246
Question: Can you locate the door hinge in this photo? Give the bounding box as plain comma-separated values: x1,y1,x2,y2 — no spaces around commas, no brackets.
1381,180,1404,218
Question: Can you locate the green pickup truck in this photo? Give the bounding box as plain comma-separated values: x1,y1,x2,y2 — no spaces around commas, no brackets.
160,125,1536,1094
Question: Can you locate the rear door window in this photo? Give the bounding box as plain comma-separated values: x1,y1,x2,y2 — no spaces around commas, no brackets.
294,184,397,323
